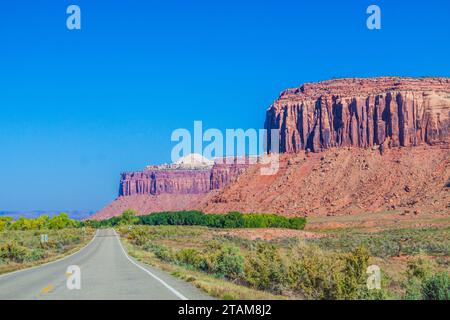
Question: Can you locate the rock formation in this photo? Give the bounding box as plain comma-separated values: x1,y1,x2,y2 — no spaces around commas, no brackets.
119,170,212,196
201,146,450,217
265,77,450,153
92,157,250,219
119,158,250,197
93,77,450,220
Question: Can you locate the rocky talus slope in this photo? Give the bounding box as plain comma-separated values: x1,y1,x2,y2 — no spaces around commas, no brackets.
200,146,450,216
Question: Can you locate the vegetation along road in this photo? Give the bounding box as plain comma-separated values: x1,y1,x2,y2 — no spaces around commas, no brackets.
0,229,210,300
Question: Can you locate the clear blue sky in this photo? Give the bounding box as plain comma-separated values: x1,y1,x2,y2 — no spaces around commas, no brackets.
1,0,449,212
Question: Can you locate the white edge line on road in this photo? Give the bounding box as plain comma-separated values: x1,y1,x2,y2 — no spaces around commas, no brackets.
113,229,188,301
0,229,99,280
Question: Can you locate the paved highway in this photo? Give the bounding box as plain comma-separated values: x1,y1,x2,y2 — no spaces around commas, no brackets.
0,229,211,300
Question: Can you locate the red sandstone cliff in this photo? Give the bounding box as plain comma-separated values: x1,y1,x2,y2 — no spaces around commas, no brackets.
93,77,450,221
92,161,250,219
119,170,211,196
265,77,450,153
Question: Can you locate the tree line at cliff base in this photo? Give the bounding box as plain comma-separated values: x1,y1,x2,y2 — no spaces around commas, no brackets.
85,210,307,230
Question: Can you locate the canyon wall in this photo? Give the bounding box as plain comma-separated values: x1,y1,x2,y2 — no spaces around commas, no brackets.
119,170,211,196
265,77,450,152
118,161,249,197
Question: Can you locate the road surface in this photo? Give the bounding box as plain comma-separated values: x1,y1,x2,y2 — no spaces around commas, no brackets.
0,229,211,300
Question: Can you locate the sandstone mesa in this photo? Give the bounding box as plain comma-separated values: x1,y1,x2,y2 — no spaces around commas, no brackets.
92,77,450,220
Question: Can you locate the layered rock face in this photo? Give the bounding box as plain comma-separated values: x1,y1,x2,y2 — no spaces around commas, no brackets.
119,170,211,196
93,160,250,219
210,161,252,190
120,159,252,197
265,77,450,152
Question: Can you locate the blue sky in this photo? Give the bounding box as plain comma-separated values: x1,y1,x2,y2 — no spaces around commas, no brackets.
0,0,449,212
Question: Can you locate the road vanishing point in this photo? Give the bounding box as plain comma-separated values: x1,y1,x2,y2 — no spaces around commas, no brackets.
0,229,211,300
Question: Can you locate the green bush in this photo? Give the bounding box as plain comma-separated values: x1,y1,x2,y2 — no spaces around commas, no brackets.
27,248,45,261
244,243,286,292
0,242,31,263
404,254,449,300
127,227,150,246
422,272,450,300
287,243,343,299
405,277,424,300
242,214,306,229
139,211,206,226
152,244,174,262
0,217,13,232
210,246,244,279
285,244,373,300
119,209,139,225
341,247,370,299
4,213,78,231
406,254,435,280
175,248,203,269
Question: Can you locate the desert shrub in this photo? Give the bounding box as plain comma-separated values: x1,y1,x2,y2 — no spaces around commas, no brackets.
404,254,447,300
404,277,423,300
0,242,31,263
244,243,286,292
406,253,435,280
312,227,450,257
27,248,45,261
0,217,13,232
287,244,372,300
340,247,371,299
146,239,244,280
152,244,175,262
421,272,450,300
175,248,203,269
287,243,343,299
127,227,150,246
0,228,92,271
210,246,244,279
201,242,245,280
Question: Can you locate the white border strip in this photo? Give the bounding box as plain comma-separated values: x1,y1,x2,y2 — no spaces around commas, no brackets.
0,229,99,280
113,229,188,300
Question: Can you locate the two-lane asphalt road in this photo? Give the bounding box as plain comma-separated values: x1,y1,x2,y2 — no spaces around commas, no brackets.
0,229,211,300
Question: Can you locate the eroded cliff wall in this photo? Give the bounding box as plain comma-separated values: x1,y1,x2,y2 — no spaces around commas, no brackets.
265,77,450,152
118,162,249,197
